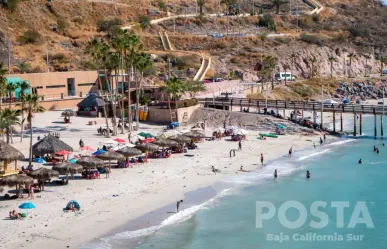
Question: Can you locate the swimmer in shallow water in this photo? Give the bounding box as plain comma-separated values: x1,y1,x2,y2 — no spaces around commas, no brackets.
358,159,362,164
274,169,277,179
306,170,311,179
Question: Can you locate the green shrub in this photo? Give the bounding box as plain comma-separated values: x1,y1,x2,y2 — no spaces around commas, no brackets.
300,33,324,47
139,15,151,29
312,14,320,23
57,19,68,34
17,30,41,44
348,25,370,38
258,14,276,31
158,0,166,11
172,98,198,108
97,18,122,32
3,0,20,10
50,53,66,62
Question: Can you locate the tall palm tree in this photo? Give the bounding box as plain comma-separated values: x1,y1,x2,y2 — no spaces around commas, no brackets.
290,52,297,80
0,108,20,144
87,38,111,137
17,80,30,142
272,0,287,14
0,62,7,111
283,64,290,86
185,80,207,97
347,53,355,78
14,60,31,74
6,82,17,109
164,77,185,122
134,52,153,129
328,55,337,79
259,56,276,107
197,0,206,15
23,94,45,166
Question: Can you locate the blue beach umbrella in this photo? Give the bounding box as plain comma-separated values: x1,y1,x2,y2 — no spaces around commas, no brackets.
19,202,36,209
92,149,105,155
343,99,350,104
32,158,46,163
66,200,81,210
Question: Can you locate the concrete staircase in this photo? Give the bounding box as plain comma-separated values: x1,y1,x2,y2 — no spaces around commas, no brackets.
193,57,212,81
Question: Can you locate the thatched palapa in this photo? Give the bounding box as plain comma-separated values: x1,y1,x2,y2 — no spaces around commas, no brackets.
61,109,76,117
52,162,83,175
135,143,159,153
0,174,34,188
77,156,104,168
96,152,124,171
153,139,178,147
32,134,73,155
116,147,142,157
183,131,206,139
169,135,191,144
0,140,24,161
28,168,60,181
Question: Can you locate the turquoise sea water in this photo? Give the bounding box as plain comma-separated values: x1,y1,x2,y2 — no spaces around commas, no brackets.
85,115,387,249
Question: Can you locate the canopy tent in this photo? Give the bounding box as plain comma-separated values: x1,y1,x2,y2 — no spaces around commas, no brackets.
0,140,24,177
32,134,73,155
96,151,124,171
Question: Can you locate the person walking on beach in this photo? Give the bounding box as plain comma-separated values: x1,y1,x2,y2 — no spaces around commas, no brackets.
288,147,292,158
105,167,110,178
128,132,131,143
79,139,84,149
306,170,311,179
274,169,277,179
260,153,264,166
28,184,34,199
176,200,183,212
319,137,323,146
238,140,242,150
323,134,326,142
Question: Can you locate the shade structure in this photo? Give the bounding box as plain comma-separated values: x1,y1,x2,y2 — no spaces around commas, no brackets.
77,156,104,168
191,127,203,132
61,109,76,117
66,200,80,210
77,93,106,108
235,129,248,135
116,147,142,157
55,150,71,156
135,143,159,153
80,146,94,151
96,151,124,161
153,139,178,147
169,135,191,144
19,202,36,209
113,138,126,143
28,168,60,181
0,174,34,188
32,134,73,155
183,131,206,139
52,162,83,175
0,140,24,161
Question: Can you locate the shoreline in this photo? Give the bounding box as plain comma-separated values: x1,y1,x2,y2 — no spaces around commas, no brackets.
0,111,331,249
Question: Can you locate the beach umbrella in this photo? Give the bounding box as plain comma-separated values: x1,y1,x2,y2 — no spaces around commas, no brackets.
28,168,60,182
52,162,83,183
235,129,248,135
191,127,203,132
0,140,24,161
92,149,105,155
183,131,206,139
0,174,34,188
80,146,94,151
19,202,36,209
113,138,126,143
32,158,46,164
76,156,104,169
55,150,71,156
169,135,192,144
32,134,73,155
104,140,118,145
66,200,80,210
153,139,178,148
138,132,154,138
135,143,159,153
61,109,76,117
96,151,125,171
116,147,142,157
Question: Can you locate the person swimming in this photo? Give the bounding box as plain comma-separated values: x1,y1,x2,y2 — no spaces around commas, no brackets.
358,159,362,164
306,170,311,179
374,146,377,152
377,148,380,154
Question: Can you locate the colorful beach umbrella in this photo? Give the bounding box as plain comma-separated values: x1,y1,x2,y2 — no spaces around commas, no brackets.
55,150,71,156
32,158,46,164
19,202,36,209
113,138,126,143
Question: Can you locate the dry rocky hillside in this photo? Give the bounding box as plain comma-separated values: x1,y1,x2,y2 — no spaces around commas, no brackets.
0,0,385,81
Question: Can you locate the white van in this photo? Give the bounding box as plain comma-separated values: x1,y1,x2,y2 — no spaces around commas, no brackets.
275,72,296,82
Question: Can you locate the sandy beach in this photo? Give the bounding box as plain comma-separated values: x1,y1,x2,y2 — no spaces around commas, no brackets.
0,110,330,249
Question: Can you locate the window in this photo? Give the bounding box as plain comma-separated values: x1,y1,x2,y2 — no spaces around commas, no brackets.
46,85,65,88
78,83,95,86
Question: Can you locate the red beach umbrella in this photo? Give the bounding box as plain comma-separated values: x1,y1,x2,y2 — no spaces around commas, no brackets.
113,138,126,143
55,150,71,156
80,146,94,151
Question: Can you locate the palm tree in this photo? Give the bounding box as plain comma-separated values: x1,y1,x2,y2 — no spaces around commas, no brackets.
17,80,30,142
379,56,387,76
259,33,267,65
272,0,288,14
328,56,337,79
6,82,17,109
290,52,297,80
0,108,20,144
164,77,185,122
347,53,355,78
14,60,31,74
134,52,153,129
87,38,111,137
0,62,7,111
23,94,45,166
185,80,207,97
197,0,206,15
259,56,276,107
283,64,290,86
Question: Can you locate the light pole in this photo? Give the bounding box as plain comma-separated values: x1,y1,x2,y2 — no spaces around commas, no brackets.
321,85,324,129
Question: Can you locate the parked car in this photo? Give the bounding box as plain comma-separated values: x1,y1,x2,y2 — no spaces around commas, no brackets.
275,72,296,82
383,69,387,75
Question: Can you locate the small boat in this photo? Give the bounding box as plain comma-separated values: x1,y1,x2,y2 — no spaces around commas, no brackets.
258,133,279,138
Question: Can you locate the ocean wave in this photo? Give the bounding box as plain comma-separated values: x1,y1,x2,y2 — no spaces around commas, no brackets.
297,149,330,161
329,139,356,146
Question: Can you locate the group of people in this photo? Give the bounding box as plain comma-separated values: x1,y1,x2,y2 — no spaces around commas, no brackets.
9,210,23,220
359,144,385,164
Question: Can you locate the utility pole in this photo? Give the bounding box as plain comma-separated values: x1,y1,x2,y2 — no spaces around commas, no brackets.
8,39,11,74
168,57,171,80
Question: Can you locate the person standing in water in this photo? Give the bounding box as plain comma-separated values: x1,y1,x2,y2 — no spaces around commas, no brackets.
176,200,183,212
319,137,323,146
323,134,326,142
313,143,316,149
274,169,277,179
377,148,380,154
358,159,362,164
306,170,311,179
260,153,264,166
374,146,377,152
288,147,292,158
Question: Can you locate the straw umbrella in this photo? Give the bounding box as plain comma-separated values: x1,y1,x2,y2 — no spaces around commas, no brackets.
52,162,83,183
183,131,206,139
169,135,191,144
32,134,73,155
61,109,76,122
28,168,59,191
135,143,159,153
116,147,142,163
0,174,34,189
76,156,104,169
96,151,124,171
153,139,178,148
0,140,24,175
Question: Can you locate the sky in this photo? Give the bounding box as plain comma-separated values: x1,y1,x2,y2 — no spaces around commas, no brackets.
382,0,387,5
